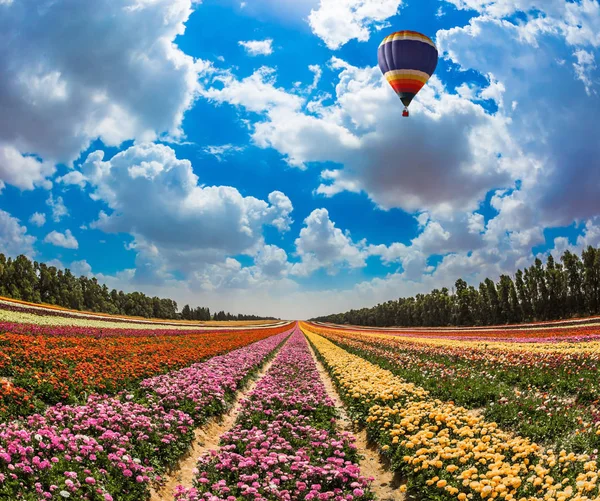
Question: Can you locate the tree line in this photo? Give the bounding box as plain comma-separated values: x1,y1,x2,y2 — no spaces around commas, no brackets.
0,253,278,321
311,245,600,327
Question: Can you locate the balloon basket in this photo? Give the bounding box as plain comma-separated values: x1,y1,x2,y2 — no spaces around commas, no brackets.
402,109,409,117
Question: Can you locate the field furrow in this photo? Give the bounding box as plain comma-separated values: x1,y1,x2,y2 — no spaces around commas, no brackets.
175,327,373,501
302,324,600,501
304,322,600,451
150,335,285,501
306,338,404,501
0,329,291,500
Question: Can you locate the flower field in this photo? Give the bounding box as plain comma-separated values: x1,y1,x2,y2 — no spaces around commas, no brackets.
0,327,291,499
303,322,600,449
0,299,286,332
301,322,600,501
0,322,293,421
3,294,600,500
175,328,373,501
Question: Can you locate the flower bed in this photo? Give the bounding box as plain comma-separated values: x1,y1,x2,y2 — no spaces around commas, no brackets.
0,324,291,421
0,298,284,328
306,323,600,449
0,330,290,500
303,326,600,501
175,328,373,501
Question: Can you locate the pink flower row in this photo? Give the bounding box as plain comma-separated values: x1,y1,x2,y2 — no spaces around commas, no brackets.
0,329,291,500
140,330,291,423
175,328,373,501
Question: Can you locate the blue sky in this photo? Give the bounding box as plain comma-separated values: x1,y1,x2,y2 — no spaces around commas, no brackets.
0,0,599,318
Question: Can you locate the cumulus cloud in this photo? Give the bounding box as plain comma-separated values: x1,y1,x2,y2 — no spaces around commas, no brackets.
254,244,290,279
238,39,274,56
79,142,293,285
69,259,93,277
0,0,204,190
44,229,78,249
437,12,600,226
56,171,87,188
203,57,526,215
308,0,402,49
0,209,36,257
0,145,54,192
202,66,303,114
291,208,366,276
29,212,46,227
46,194,68,222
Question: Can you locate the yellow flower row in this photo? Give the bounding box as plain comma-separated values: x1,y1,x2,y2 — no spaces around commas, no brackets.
303,326,428,408
301,324,599,501
306,322,600,355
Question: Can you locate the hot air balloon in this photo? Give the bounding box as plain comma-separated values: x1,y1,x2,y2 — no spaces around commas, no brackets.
378,30,438,117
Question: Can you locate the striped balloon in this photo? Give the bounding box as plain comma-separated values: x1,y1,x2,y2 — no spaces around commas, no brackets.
378,30,438,117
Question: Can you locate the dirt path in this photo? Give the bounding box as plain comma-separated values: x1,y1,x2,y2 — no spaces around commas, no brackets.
149,353,281,501
307,343,405,501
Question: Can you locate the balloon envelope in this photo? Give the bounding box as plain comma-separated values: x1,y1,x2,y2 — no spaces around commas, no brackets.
378,31,438,110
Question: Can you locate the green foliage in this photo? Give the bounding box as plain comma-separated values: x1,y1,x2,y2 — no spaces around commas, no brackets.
0,253,279,320
311,245,600,326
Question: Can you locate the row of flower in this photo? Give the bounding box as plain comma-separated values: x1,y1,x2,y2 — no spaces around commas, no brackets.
0,324,292,421
302,325,600,501
0,304,284,332
0,299,175,326
313,320,600,342
304,323,600,450
175,328,374,501
0,299,284,329
0,329,291,500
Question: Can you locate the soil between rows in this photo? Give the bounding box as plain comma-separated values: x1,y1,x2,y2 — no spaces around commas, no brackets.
149,353,282,501
306,342,406,501
150,334,403,501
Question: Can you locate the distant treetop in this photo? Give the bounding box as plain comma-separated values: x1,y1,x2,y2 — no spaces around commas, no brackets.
310,246,600,327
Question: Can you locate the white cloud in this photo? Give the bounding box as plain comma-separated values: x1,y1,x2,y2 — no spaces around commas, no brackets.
0,144,54,191
253,244,290,279
45,258,65,269
203,144,245,161
467,212,485,234
308,0,402,49
291,208,366,276
202,66,303,114
204,57,525,215
56,170,87,188
81,143,293,284
437,13,600,225
547,217,600,259
29,212,46,227
0,0,205,188
44,229,78,249
238,39,274,56
573,49,597,95
0,209,36,257
441,0,566,18
367,212,486,280
46,194,68,222
70,259,93,277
